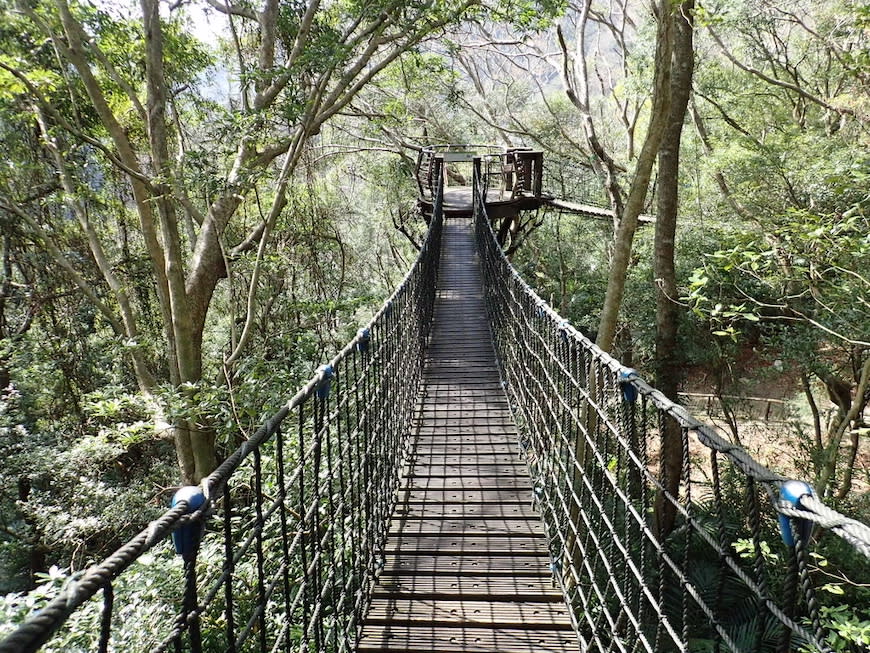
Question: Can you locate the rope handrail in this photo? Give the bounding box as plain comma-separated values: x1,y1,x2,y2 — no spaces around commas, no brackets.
476,178,870,556
471,161,869,653
0,176,446,653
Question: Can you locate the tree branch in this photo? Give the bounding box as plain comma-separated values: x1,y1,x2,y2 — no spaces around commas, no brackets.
0,199,124,336
707,23,855,117
0,60,153,186
203,0,256,20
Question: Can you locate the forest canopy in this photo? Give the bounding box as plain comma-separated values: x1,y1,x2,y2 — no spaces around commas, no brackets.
0,0,867,649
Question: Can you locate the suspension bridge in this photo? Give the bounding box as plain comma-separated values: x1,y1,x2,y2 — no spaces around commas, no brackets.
1,146,868,653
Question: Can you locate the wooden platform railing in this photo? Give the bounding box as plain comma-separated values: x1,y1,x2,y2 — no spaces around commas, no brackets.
416,145,544,203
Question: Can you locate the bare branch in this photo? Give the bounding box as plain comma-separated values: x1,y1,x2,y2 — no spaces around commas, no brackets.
254,0,323,110
694,90,758,141
0,198,124,337
203,0,256,20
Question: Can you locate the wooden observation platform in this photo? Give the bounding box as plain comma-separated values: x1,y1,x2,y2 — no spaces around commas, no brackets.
412,144,639,251
356,208,578,651
415,145,549,220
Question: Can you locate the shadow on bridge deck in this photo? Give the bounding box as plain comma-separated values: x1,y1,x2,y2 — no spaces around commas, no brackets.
357,216,578,653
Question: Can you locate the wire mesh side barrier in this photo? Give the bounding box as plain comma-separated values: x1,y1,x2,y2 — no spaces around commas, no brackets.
541,159,609,209
1,181,445,653
471,164,870,653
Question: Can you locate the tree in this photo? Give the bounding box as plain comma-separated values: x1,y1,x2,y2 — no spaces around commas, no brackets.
0,0,487,483
575,0,673,353
653,0,695,537
685,0,869,499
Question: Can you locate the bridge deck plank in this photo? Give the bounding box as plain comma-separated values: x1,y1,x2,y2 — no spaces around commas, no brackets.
370,575,564,599
384,535,547,555
410,445,518,456
397,488,531,503
358,215,577,652
388,516,544,536
380,554,552,575
403,476,530,490
408,456,522,466
365,599,573,628
395,502,538,519
357,626,577,653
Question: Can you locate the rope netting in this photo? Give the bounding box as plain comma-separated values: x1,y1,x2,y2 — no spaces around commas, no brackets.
0,182,444,653
472,166,870,653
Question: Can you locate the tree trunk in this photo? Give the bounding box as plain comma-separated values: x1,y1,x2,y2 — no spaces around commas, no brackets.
18,477,46,586
837,416,864,500
653,0,694,539
141,0,217,483
595,0,674,353
817,357,870,496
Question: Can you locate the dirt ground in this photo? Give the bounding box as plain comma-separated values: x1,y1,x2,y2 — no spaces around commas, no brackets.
678,382,869,500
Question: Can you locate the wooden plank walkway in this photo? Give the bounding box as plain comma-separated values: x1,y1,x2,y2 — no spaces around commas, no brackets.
544,197,655,224
357,216,578,653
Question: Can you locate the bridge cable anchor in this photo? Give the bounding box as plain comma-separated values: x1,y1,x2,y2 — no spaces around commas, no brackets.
315,365,335,400
619,368,639,403
356,328,371,354
170,486,206,560
778,480,814,547
548,558,563,586
532,484,545,507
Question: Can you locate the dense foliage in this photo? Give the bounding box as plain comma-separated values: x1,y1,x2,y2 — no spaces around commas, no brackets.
0,0,867,650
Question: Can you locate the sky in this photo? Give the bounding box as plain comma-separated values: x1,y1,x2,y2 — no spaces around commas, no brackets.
91,0,227,43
